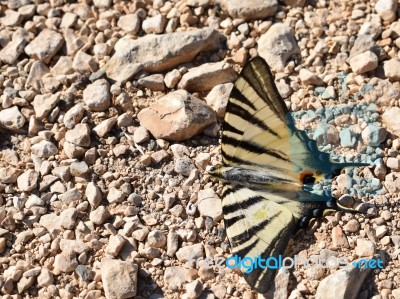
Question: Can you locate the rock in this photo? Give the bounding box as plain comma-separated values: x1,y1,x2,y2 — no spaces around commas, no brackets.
83,79,110,112
31,140,58,158
101,259,138,298
184,279,203,299
26,60,50,90
105,234,126,256
349,51,378,74
387,157,400,171
37,269,54,287
299,69,324,85
65,123,91,147
117,113,133,128
139,246,161,259
384,173,400,194
147,230,167,248
24,29,64,63
375,0,397,22
0,106,25,131
93,117,117,137
54,249,78,273
171,144,190,157
73,50,98,74
142,14,166,34
104,28,225,82
64,104,85,129
1,238,10,254
349,35,383,59
17,276,35,293
219,0,278,20
39,213,61,231
355,239,375,257
195,153,211,170
151,150,169,164
381,210,392,221
86,182,102,208
107,187,127,204
315,258,375,299
382,107,400,136
60,239,89,254
90,206,110,225
282,0,306,7
313,123,339,145
175,157,195,176
32,93,60,120
138,74,165,91
384,59,400,80
332,226,349,249
138,90,216,141
132,225,150,241
167,230,179,257
176,243,204,262
205,83,233,119
60,207,77,229
361,124,387,146
75,265,92,282
70,161,89,177
339,127,357,148
15,230,35,244
375,225,388,239
359,22,382,39
17,169,38,192
52,56,74,75
170,205,184,217
60,12,78,29
164,266,191,290
1,9,23,27
178,61,237,92
0,166,21,183
0,28,27,64
117,14,141,34
344,219,360,233
258,23,300,70
337,194,354,208
133,127,150,144
58,188,82,204
197,189,223,221
113,144,128,157
164,69,182,88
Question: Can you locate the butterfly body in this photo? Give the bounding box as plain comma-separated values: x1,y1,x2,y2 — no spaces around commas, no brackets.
208,57,367,293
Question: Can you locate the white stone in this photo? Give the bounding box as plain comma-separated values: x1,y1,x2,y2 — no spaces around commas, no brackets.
349,51,378,74
101,259,138,298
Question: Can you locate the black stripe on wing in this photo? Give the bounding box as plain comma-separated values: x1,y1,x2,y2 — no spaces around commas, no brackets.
223,122,244,136
240,57,289,122
225,101,280,138
224,214,246,228
234,237,259,259
241,214,295,293
222,150,254,166
231,213,281,244
222,136,290,162
223,195,264,214
230,87,258,111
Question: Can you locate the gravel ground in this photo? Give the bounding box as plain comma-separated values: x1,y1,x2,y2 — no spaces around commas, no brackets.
1,0,400,298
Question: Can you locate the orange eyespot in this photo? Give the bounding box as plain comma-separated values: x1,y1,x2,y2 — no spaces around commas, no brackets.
300,171,324,184
299,171,315,184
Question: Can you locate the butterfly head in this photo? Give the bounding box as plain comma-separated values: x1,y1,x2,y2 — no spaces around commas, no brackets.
206,164,232,179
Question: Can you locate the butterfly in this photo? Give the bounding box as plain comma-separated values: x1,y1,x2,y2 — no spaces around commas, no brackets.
208,57,367,293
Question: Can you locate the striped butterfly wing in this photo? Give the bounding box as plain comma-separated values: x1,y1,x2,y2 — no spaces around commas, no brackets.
219,57,336,293
222,184,297,293
221,57,296,176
